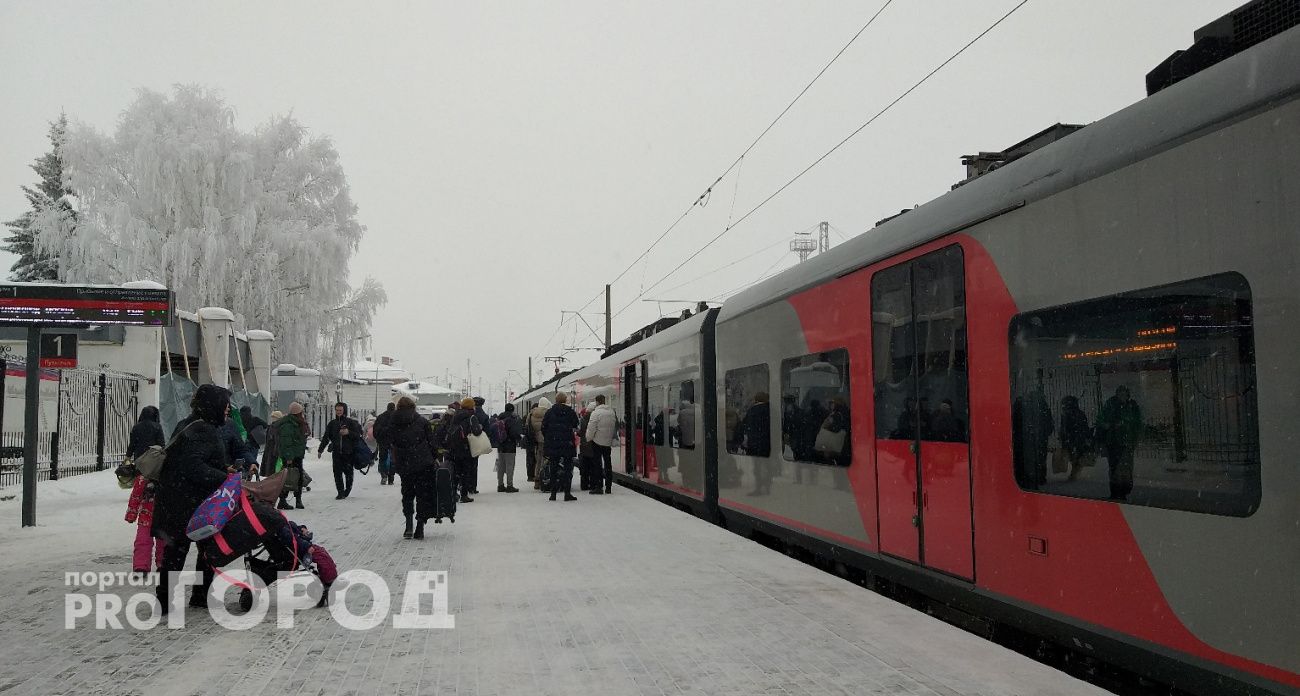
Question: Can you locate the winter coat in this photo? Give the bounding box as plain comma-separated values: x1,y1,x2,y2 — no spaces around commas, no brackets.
126,409,165,461
125,476,156,527
578,410,594,457
1097,396,1141,449
260,418,282,477
740,401,771,457
585,404,618,448
319,414,363,459
497,413,525,454
373,408,396,448
444,409,482,459
390,408,436,475
1059,403,1092,456
527,400,550,444
677,402,697,448
151,417,230,545
542,403,580,458
275,414,309,461
220,418,258,465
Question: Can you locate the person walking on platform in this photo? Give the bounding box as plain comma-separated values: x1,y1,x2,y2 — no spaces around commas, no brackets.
543,392,580,502
373,401,397,485
275,403,309,509
494,403,525,492
585,395,617,495
152,384,234,613
389,397,436,539
124,406,165,574
445,398,483,503
318,402,362,500
528,397,551,489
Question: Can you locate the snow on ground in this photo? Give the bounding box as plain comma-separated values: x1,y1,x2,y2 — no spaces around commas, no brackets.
0,449,1107,696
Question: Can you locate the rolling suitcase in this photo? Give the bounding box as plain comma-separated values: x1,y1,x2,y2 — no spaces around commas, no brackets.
433,459,457,523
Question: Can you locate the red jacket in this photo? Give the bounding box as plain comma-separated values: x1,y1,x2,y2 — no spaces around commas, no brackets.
124,476,155,527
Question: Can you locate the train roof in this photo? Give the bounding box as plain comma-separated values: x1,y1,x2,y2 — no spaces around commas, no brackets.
717,24,1300,325
515,309,716,403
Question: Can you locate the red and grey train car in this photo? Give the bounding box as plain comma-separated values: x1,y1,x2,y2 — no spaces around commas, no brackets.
515,21,1300,696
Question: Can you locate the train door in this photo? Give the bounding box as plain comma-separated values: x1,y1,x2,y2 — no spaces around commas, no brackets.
622,362,649,476
871,245,974,580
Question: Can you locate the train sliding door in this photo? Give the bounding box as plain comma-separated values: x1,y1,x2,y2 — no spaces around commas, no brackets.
621,361,649,476
872,245,974,581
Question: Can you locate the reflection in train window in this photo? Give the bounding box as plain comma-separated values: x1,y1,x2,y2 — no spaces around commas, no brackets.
646,384,666,446
1009,272,1261,517
669,380,697,449
725,364,770,457
781,350,851,466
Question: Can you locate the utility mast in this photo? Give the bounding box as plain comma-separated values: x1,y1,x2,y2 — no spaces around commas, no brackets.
818,221,830,254
789,230,817,263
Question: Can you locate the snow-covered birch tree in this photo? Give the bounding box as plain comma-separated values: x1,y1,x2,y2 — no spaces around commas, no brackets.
33,85,385,368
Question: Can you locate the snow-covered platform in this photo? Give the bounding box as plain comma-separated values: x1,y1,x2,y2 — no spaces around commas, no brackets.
0,457,1106,696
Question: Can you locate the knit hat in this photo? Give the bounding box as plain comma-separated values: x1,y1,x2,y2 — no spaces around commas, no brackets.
270,410,284,420
289,402,304,415
192,384,231,426
460,397,477,410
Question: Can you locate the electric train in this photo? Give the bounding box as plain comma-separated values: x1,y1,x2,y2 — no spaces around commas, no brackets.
514,16,1300,696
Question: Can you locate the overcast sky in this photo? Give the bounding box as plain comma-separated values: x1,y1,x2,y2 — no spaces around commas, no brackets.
0,1,1242,404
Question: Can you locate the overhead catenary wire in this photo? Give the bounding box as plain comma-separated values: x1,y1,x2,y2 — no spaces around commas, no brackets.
613,0,1032,320
565,0,897,320
654,224,817,298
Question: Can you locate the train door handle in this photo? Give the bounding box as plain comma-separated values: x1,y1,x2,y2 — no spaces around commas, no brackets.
912,515,920,528
909,441,918,455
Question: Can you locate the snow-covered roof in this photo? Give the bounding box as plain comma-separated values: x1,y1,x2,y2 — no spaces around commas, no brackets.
392,380,458,396
347,359,411,383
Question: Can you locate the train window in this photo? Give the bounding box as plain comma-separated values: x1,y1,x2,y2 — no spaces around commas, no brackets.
646,384,666,446
780,350,851,466
725,364,771,457
668,380,697,449
872,247,969,443
1008,272,1261,517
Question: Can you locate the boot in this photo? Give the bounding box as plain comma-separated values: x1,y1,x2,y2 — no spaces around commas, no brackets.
403,515,413,539
277,496,292,510
505,486,519,493
460,494,474,503
497,484,507,492
564,493,578,502
413,520,425,540
295,494,305,509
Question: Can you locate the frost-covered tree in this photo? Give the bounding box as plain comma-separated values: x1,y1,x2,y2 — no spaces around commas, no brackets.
3,114,72,281
33,86,385,367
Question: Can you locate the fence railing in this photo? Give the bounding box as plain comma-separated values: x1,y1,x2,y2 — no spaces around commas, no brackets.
0,362,140,489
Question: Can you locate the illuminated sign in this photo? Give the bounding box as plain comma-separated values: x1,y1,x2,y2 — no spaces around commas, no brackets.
1136,326,1177,337
1062,342,1177,360
0,284,172,327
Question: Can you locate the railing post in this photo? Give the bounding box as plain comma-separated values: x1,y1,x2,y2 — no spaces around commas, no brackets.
95,373,108,471
50,431,59,481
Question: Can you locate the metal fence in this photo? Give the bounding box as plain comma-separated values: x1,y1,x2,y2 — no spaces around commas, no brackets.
0,363,140,488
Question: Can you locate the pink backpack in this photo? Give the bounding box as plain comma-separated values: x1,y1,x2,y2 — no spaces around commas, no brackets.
186,473,244,541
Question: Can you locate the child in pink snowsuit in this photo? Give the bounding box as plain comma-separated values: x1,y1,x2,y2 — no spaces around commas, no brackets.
125,476,164,573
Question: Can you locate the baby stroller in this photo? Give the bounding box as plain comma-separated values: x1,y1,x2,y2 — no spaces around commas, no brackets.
196,471,335,612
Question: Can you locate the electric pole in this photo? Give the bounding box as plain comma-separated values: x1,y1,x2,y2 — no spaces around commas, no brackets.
605,284,612,352
818,221,830,255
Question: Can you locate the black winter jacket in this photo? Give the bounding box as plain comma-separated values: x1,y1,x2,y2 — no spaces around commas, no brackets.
319,416,363,458
542,403,580,458
389,408,435,475
220,418,258,465
152,416,230,545
497,413,525,454
373,408,396,448
126,407,165,460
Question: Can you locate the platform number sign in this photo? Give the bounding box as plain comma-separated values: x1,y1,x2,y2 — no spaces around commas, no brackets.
39,333,78,369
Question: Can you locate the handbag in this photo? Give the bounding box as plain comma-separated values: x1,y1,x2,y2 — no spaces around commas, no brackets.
814,426,846,456
135,422,200,480
468,431,493,458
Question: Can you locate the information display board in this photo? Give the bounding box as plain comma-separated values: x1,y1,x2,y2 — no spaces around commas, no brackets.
0,284,172,327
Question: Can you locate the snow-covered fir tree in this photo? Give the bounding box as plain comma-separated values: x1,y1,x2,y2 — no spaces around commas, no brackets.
3,114,72,282
32,86,385,368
